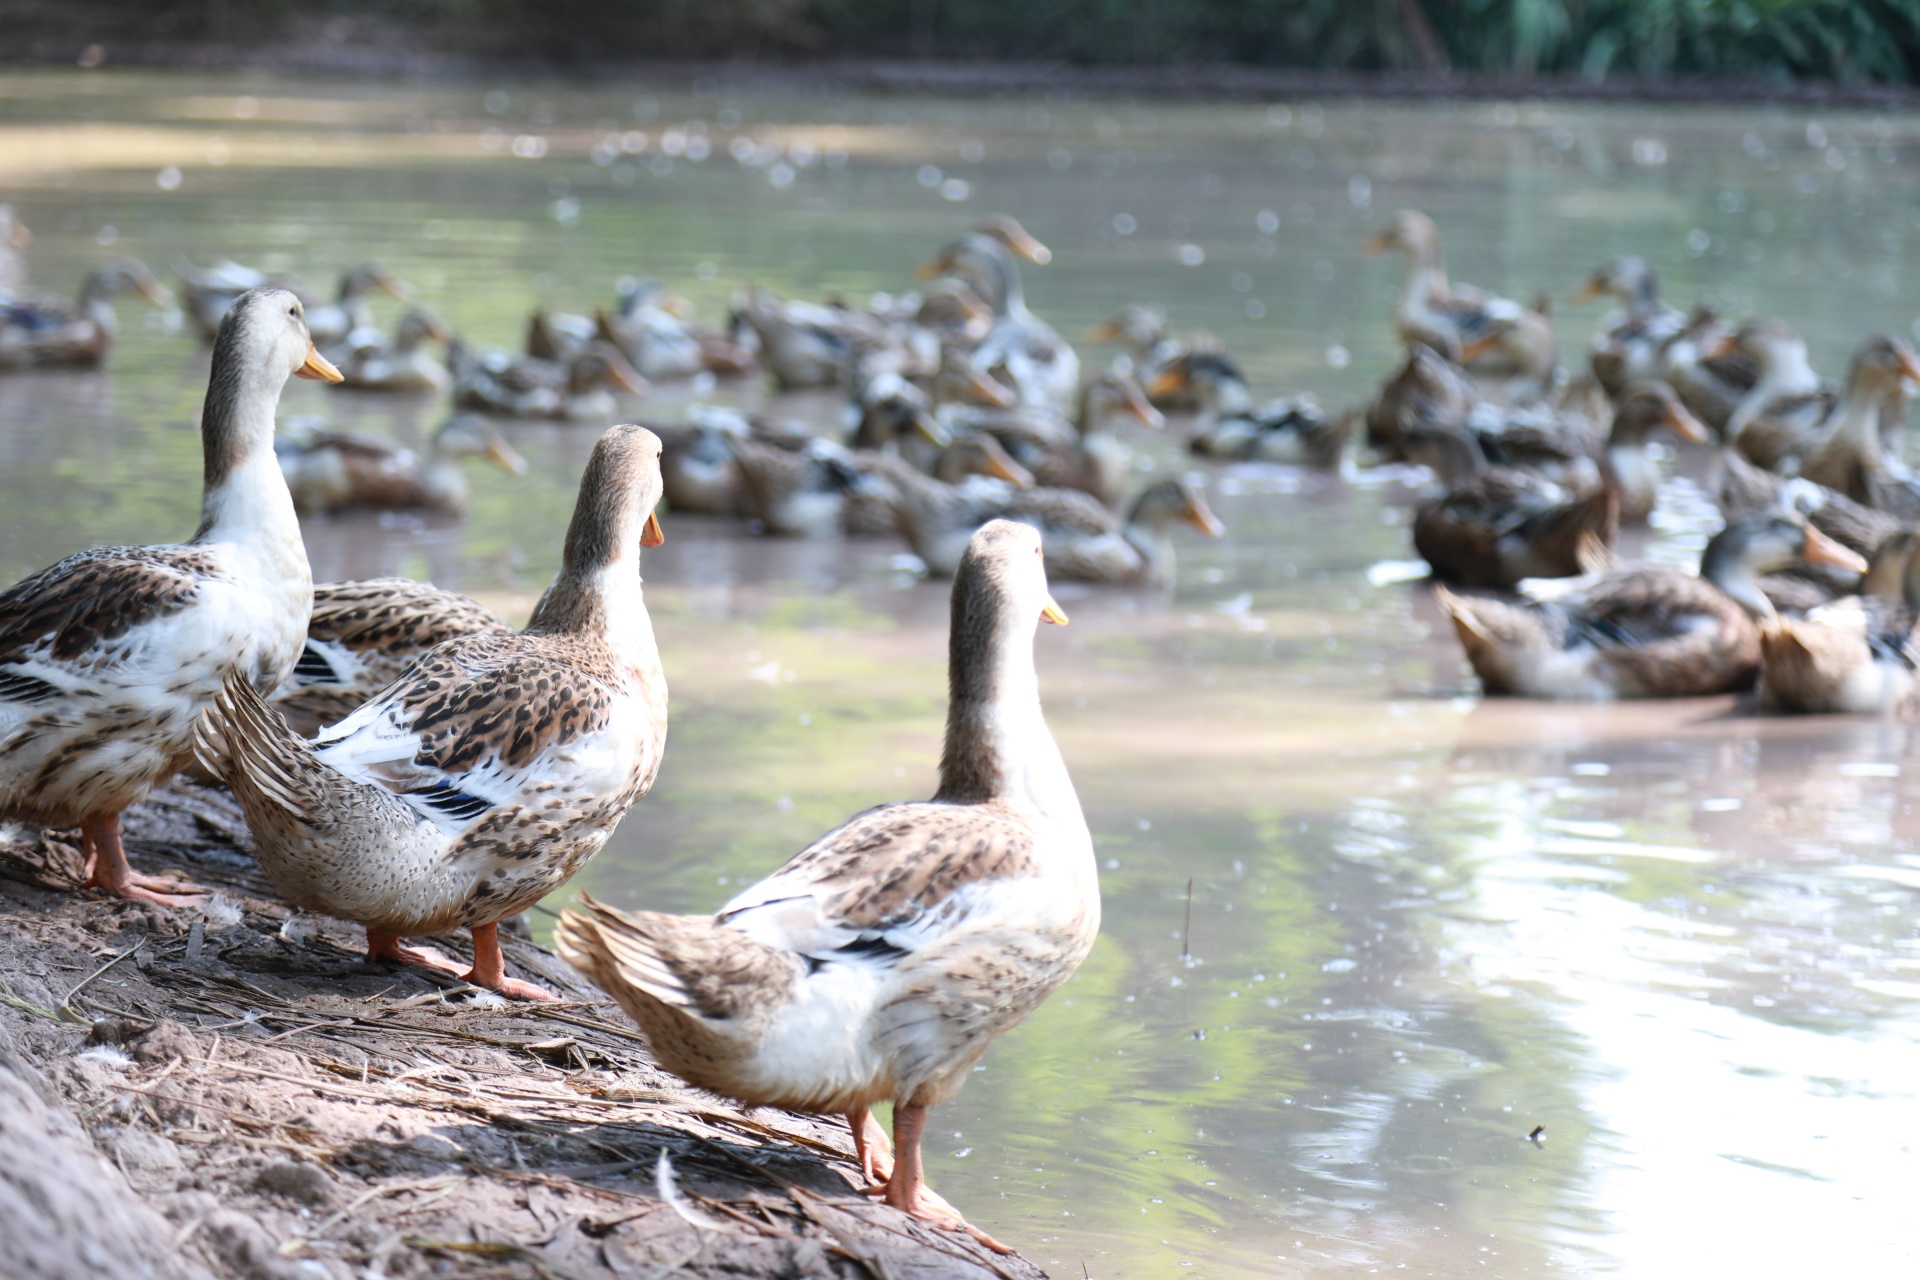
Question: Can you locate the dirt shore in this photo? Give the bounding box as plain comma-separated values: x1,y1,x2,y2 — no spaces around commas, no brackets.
4,6,1919,109
0,782,1045,1280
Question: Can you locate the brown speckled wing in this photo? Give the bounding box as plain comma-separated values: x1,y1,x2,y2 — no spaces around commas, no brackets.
0,546,221,666
728,802,1041,937
308,579,512,659
366,632,619,775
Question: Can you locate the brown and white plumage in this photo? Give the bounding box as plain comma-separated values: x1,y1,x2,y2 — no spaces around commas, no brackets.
196,425,670,999
0,259,173,370
333,308,453,392
1364,210,1554,385
559,518,1094,1252
1438,512,1867,700
924,218,1078,412
1760,531,1920,715
1572,257,1687,398
277,414,526,516
1402,423,1618,589
271,578,515,738
0,287,334,903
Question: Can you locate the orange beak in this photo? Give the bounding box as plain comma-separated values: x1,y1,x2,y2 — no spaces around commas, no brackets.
1086,321,1122,344
1662,401,1711,444
641,509,665,548
607,356,650,396
1041,595,1069,625
375,270,414,303
1802,526,1867,573
1459,333,1501,364
981,447,1034,488
1000,225,1052,265
1146,366,1189,398
296,343,344,382
1122,382,1166,428
1186,499,1227,538
915,257,949,281
1362,230,1395,255
1898,350,1920,388
1567,278,1606,308
1704,335,1740,362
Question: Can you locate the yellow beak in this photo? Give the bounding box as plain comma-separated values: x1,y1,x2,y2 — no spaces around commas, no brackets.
1041,596,1069,626
296,343,344,383
1801,526,1867,573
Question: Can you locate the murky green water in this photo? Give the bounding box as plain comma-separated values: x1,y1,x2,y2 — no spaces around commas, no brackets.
4,70,1918,1277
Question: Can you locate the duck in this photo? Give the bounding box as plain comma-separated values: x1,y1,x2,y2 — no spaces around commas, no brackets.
272,578,515,738
730,431,1028,539
1006,478,1225,585
736,287,894,390
1364,342,1475,457
0,287,334,904
1436,511,1868,700
1364,210,1554,382
277,414,527,516
1599,381,1712,523
335,309,454,393
976,370,1164,504
1148,354,1347,468
653,407,754,516
1570,257,1687,397
306,264,413,351
1087,305,1193,406
1716,455,1904,568
886,468,1224,583
1457,296,1560,393
556,518,1094,1253
1720,319,1831,465
0,260,174,369
581,278,754,381
1791,336,1920,503
1759,531,1920,714
174,257,282,342
1661,305,1750,431
453,341,648,421
195,425,671,1000
924,216,1078,411
1402,422,1618,588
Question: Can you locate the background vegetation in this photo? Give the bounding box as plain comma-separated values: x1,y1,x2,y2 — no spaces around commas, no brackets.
49,0,1920,84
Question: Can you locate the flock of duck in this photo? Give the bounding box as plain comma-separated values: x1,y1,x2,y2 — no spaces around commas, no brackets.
1,195,1912,1252
1354,208,1920,710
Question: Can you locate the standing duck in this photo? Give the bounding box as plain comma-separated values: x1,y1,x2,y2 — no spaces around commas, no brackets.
195,425,671,1000
1364,210,1554,380
1436,512,1866,700
277,414,527,516
1403,423,1618,588
272,579,514,738
558,518,1096,1253
0,260,173,369
1791,335,1920,503
1571,257,1687,397
0,288,334,903
925,217,1078,411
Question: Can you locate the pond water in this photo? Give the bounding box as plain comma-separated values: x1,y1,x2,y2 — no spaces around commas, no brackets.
3,70,1919,1277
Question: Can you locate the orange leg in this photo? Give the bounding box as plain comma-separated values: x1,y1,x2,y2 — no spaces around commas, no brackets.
847,1104,895,1188
881,1102,1011,1254
463,920,556,1001
81,812,206,906
365,928,466,975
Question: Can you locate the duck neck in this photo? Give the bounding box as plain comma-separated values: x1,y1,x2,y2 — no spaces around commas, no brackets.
527,461,653,670
191,342,304,571
1700,538,1776,621
1400,241,1448,311
934,582,1082,831
1828,374,1888,460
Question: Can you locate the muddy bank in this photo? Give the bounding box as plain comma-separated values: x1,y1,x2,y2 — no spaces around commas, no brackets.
0,783,1043,1280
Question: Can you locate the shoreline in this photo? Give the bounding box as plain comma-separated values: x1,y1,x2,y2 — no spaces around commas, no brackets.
0,781,1042,1280
4,31,1919,109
